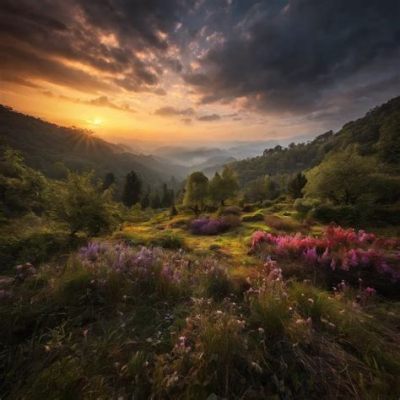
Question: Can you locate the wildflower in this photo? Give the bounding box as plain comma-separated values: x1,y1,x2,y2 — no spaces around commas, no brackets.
303,247,318,264
364,287,376,296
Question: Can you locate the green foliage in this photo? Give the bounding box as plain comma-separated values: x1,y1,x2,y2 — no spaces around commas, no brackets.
0,105,184,186
50,172,120,236
0,230,72,271
150,191,161,209
0,148,47,217
293,198,320,215
161,183,174,208
102,172,115,191
140,188,151,209
183,171,209,214
244,175,280,203
288,172,307,199
209,166,239,206
232,97,400,199
305,149,375,205
150,231,185,249
122,170,142,207
311,204,362,225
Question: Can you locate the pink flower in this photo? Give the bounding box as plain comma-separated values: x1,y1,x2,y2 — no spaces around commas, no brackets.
303,247,318,264
364,287,376,296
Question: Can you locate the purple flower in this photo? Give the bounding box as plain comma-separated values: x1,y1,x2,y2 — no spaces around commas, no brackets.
303,247,318,264
190,218,229,235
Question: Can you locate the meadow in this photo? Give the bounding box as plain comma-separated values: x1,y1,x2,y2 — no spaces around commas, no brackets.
1,201,399,400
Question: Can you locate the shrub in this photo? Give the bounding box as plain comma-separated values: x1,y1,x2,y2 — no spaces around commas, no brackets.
311,204,362,225
189,218,229,235
220,214,241,229
0,231,73,271
264,215,300,232
368,204,400,226
294,198,320,215
151,232,185,249
50,172,121,236
250,226,400,294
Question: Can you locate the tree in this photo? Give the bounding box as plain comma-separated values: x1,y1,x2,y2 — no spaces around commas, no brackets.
161,183,174,208
263,175,280,200
305,150,374,205
288,172,307,199
0,148,47,216
150,191,161,209
183,171,209,214
122,171,142,207
244,175,280,203
140,187,150,209
102,172,116,191
209,167,239,206
51,172,119,236
209,172,223,205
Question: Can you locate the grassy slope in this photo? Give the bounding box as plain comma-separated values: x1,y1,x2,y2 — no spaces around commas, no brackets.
1,206,399,399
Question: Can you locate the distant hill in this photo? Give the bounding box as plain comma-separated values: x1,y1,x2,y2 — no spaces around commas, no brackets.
231,96,400,185
0,105,185,185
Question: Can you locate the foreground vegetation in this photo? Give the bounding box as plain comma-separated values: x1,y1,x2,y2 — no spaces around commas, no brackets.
1,201,400,399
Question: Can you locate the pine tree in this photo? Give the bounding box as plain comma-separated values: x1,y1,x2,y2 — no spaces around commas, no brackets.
122,171,142,207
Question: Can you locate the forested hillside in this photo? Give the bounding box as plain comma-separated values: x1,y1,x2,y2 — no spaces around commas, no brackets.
0,105,184,185
232,96,400,185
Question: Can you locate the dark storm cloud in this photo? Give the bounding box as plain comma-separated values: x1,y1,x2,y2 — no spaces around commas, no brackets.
1,0,400,127
0,0,193,93
183,0,400,116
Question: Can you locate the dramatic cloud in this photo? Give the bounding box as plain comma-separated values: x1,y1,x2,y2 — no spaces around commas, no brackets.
1,0,400,136
183,0,400,118
0,0,193,93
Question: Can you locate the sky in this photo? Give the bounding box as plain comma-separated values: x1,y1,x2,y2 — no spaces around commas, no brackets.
1,0,400,148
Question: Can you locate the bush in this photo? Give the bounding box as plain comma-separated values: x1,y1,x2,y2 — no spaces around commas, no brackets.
368,204,400,226
0,231,73,271
220,215,241,229
150,232,185,249
312,204,361,225
50,172,120,236
264,215,300,232
242,211,264,222
294,198,320,215
189,218,229,235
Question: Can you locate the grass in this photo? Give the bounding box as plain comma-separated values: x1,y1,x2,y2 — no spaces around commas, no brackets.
1,204,399,399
